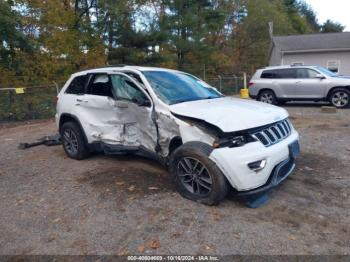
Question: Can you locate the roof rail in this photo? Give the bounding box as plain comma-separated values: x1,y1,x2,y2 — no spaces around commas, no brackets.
75,64,130,73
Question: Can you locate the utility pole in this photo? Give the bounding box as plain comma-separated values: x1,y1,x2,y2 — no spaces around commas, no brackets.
268,21,274,39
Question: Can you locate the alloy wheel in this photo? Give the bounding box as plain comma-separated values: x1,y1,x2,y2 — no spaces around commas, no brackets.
63,128,79,155
260,93,274,104
332,91,349,108
177,157,213,196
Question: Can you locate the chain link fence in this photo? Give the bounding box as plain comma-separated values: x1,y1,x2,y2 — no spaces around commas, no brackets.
0,83,62,123
206,76,245,95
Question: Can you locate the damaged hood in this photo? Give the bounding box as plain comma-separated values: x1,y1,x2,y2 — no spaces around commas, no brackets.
170,97,289,133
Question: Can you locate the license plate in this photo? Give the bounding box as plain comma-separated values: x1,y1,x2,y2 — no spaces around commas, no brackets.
289,140,300,159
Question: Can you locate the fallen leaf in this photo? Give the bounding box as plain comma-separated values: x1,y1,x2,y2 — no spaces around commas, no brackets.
117,248,128,256
288,235,296,241
53,218,61,223
148,239,160,249
47,233,57,242
205,245,212,250
137,244,145,253
128,185,135,192
148,187,159,190
115,181,125,186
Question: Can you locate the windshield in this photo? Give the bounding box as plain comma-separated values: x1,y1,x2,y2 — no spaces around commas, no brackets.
315,66,338,77
142,71,222,105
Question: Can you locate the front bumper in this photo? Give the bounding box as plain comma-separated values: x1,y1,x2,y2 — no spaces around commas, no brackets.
236,157,295,196
209,129,299,192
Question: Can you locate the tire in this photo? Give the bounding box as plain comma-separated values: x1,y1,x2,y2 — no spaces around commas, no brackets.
61,121,90,160
257,90,277,105
329,88,350,108
169,142,228,205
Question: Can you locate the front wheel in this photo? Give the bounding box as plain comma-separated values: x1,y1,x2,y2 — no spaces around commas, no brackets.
257,90,277,105
169,142,228,205
329,89,350,108
61,121,90,160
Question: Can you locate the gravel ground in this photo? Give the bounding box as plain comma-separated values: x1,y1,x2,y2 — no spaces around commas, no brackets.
0,104,349,255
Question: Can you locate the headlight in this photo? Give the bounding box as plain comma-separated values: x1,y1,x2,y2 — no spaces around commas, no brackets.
213,134,256,148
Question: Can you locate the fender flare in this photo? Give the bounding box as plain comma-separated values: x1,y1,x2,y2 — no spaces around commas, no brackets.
59,113,89,144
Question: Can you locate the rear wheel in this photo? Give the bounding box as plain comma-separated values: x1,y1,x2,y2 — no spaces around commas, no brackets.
258,90,277,105
61,121,90,160
329,88,350,108
169,142,228,205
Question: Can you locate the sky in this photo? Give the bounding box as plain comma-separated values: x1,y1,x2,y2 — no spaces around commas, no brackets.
305,0,350,31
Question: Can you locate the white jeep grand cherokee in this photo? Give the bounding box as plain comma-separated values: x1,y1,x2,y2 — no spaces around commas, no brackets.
56,66,300,205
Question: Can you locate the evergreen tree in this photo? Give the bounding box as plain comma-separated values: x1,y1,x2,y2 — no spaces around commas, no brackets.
321,20,345,33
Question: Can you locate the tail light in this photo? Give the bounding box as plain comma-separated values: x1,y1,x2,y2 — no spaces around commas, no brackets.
248,82,254,88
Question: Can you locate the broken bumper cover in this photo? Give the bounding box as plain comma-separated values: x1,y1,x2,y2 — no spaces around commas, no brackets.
209,129,299,192
235,157,295,196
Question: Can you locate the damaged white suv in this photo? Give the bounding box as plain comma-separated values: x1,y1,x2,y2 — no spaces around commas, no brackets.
56,66,300,205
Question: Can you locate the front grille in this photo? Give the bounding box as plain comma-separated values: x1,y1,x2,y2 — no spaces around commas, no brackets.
252,119,292,147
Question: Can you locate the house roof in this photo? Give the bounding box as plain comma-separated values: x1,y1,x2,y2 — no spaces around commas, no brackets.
273,32,350,53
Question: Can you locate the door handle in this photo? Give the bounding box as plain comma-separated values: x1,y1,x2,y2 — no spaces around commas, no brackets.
114,101,129,108
76,99,88,103
76,98,88,106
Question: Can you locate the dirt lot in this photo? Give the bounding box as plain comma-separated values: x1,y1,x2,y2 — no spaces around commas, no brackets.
0,105,349,255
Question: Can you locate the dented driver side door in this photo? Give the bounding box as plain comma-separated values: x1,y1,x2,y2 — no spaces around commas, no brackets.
73,72,158,152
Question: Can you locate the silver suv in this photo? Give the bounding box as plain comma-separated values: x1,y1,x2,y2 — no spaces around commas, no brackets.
249,65,350,108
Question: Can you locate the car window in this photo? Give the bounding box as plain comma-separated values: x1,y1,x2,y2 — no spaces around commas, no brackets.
296,69,319,79
88,74,114,97
111,74,150,106
315,66,337,77
143,71,221,105
124,72,145,86
65,75,88,94
276,69,296,79
261,69,296,79
261,70,276,79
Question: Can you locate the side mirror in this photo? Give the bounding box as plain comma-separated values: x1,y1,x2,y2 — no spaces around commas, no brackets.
132,97,151,107
316,74,325,79
141,100,151,107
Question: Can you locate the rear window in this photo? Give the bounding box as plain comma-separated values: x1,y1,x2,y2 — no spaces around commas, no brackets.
261,69,296,79
65,75,88,94
261,70,276,79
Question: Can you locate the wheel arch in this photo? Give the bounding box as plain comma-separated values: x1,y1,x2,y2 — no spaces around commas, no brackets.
59,113,88,144
258,88,277,98
326,86,350,100
168,136,183,156
169,140,229,205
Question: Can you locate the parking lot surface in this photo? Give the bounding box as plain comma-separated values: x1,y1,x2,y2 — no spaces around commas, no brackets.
0,105,349,255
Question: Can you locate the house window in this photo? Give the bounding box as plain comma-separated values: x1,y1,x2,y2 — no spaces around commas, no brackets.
327,61,340,73
291,62,304,66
